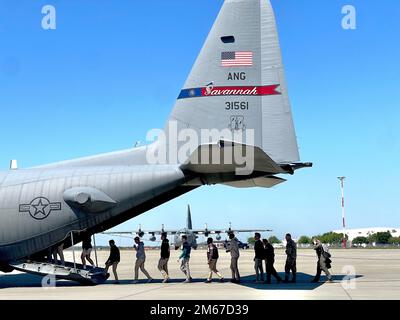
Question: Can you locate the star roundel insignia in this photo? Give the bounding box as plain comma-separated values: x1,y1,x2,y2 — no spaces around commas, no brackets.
19,197,62,220
31,198,50,218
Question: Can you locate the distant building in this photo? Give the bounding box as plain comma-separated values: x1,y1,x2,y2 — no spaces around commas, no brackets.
333,227,400,241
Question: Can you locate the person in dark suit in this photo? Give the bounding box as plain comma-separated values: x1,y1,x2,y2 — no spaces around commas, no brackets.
253,233,265,283
262,239,282,284
104,239,120,284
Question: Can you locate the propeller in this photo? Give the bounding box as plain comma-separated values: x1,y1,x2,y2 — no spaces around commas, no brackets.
204,223,210,237
137,224,144,238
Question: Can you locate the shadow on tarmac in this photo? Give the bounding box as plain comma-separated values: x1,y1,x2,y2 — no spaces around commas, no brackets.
0,273,78,288
236,273,362,290
0,272,363,290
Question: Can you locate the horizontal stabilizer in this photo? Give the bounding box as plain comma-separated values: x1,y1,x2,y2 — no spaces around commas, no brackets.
181,140,285,175
222,176,286,188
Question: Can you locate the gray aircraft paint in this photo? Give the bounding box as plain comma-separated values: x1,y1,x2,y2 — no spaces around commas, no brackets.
0,0,308,267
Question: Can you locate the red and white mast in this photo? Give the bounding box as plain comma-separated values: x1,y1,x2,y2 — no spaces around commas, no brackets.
338,177,347,248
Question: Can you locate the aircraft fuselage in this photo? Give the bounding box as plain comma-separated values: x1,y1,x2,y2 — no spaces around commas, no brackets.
0,165,187,264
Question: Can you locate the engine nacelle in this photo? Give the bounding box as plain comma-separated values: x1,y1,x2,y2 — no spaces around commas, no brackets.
216,234,221,241
138,231,145,238
149,236,156,242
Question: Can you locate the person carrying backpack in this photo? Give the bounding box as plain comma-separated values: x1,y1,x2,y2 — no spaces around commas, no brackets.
178,235,192,283
311,238,333,283
205,238,224,283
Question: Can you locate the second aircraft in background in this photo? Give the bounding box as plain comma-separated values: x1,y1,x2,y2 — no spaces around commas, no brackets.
103,205,272,249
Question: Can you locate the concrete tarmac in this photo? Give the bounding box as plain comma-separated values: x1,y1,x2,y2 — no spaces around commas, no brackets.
1,249,399,300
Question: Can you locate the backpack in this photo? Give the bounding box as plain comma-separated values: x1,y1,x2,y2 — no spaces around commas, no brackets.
322,244,331,258
212,245,219,259
325,258,332,269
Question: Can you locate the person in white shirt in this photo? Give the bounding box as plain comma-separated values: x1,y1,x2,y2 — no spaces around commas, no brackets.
133,236,152,284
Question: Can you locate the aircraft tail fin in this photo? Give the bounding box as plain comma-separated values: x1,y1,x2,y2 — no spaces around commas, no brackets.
187,205,193,230
165,0,300,165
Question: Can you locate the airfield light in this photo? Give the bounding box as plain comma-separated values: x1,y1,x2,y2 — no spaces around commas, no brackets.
337,177,347,248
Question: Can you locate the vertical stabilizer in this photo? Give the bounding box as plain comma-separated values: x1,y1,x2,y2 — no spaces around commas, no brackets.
165,0,300,164
186,205,193,230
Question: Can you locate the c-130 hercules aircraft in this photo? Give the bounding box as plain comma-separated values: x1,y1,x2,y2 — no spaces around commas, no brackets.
0,0,311,283
104,205,273,250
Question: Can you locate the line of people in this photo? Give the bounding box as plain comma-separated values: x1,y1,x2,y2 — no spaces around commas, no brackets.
102,232,333,284
253,233,332,284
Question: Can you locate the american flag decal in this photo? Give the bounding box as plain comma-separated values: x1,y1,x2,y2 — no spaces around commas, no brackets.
221,51,253,67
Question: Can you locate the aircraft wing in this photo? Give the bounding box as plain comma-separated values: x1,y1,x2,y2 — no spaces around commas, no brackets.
227,229,273,233
101,232,135,240
191,229,223,235
191,229,272,235
102,230,178,237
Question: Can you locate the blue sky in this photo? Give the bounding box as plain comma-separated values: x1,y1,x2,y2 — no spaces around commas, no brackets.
0,0,399,245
